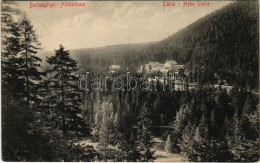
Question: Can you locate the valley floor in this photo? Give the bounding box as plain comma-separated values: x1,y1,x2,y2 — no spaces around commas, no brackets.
152,137,187,162
79,137,188,162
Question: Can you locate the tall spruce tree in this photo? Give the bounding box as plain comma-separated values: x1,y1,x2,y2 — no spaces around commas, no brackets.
44,45,97,161
2,6,52,161
115,132,128,161
127,132,141,161
116,131,141,162
98,100,114,161
226,109,245,161
172,104,191,151
178,122,196,161
226,104,259,162
19,14,43,108
137,104,155,162
99,109,109,161
46,45,90,138
192,114,210,161
165,134,173,153
1,3,24,100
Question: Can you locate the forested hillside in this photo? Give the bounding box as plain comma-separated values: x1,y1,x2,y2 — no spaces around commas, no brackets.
155,1,259,89
39,1,258,89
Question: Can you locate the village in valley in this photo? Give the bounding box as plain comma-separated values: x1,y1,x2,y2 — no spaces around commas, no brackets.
107,60,188,91
106,59,232,92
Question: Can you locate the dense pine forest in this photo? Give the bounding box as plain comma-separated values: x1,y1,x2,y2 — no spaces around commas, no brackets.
2,1,259,162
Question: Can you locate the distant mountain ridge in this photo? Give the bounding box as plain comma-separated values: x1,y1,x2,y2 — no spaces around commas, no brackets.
38,42,154,61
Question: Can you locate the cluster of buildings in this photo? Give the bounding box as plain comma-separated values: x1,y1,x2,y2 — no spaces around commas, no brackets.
107,60,190,91
79,60,234,92
108,60,185,77
137,60,185,77
136,60,189,91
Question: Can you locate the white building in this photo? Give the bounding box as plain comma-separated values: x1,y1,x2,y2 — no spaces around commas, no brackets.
109,65,121,73
109,65,120,70
138,60,184,76
164,60,177,69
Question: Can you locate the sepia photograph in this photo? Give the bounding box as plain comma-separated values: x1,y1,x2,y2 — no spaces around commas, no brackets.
1,0,259,162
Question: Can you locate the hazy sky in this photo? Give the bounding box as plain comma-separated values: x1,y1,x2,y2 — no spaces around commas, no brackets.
17,1,232,51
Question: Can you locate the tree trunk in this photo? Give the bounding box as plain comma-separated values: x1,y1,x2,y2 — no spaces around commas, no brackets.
24,22,29,108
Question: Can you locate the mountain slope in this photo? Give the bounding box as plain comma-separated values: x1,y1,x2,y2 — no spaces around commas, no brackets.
148,1,259,88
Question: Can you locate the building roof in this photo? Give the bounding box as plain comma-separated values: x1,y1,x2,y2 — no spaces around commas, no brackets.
110,65,121,69
175,64,184,68
149,62,160,65
165,60,177,65
160,68,169,73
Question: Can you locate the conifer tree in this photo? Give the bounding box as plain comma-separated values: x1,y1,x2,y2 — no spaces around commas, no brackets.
19,14,43,108
2,10,43,108
165,134,173,153
115,130,140,162
114,111,127,161
46,45,89,138
115,132,128,161
2,6,25,159
92,111,102,141
226,104,259,162
192,114,210,161
2,6,52,161
98,101,113,161
137,104,155,162
173,104,190,137
127,132,141,161
172,104,191,151
153,95,160,111
99,110,109,161
93,91,101,112
1,2,24,97
241,95,257,138
247,106,259,136
226,109,245,161
44,45,97,161
178,122,196,161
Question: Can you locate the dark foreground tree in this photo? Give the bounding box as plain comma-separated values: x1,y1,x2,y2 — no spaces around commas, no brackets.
137,104,155,162
19,14,43,108
42,45,97,161
1,2,24,98
2,7,51,161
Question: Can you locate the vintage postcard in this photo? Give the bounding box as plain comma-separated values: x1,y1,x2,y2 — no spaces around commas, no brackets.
1,0,259,162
